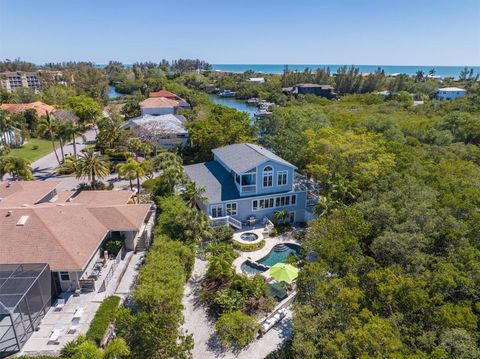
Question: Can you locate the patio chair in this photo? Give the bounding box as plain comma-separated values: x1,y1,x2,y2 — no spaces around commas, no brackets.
53,298,65,311
48,328,62,344
69,318,80,334
73,307,84,320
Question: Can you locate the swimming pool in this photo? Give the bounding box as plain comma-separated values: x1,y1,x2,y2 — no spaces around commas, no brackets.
241,243,302,274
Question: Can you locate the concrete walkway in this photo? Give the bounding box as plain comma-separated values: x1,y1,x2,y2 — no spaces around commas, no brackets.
182,257,292,359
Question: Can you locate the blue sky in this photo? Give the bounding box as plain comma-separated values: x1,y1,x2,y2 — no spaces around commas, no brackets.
0,0,479,65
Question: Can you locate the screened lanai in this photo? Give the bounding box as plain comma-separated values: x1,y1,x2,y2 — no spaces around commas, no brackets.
0,263,52,358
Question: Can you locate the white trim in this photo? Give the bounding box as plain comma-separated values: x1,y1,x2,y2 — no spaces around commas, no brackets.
225,202,238,216
288,211,295,223
277,170,288,186
251,194,298,212
210,204,224,218
262,165,273,188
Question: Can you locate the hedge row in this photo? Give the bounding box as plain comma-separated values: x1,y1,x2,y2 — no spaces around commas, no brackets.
86,295,120,345
115,234,194,358
232,239,266,252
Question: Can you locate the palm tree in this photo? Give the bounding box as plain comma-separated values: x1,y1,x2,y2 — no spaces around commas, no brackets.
73,148,110,189
151,151,185,189
182,181,207,208
61,335,129,359
429,68,436,77
0,156,33,180
61,120,84,159
38,112,61,166
116,158,142,191
272,210,289,225
415,70,425,82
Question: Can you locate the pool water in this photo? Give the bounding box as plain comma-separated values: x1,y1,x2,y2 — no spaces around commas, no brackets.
240,232,259,242
258,244,302,267
241,243,302,274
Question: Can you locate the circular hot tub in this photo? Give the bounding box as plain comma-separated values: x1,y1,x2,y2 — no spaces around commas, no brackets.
240,232,259,242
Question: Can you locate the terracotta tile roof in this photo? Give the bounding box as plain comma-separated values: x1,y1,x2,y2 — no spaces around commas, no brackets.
149,90,179,99
0,182,152,271
0,180,60,208
140,97,180,109
0,101,55,117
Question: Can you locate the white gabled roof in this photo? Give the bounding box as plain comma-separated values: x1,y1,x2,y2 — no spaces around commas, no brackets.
121,114,188,135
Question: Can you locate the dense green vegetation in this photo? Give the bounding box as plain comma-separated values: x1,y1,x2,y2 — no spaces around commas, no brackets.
254,94,480,358
114,193,197,358
3,59,480,357
201,239,275,348
86,296,120,345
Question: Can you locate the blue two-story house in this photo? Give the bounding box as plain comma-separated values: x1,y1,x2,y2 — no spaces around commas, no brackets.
184,143,318,229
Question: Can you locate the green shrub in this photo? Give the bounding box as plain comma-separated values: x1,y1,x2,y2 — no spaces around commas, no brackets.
142,177,162,189
216,311,259,348
232,239,266,252
213,289,246,314
105,237,124,256
86,296,120,345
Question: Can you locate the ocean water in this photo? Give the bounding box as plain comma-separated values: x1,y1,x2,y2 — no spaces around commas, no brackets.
212,64,480,79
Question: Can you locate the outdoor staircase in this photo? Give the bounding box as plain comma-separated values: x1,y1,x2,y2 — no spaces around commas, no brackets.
79,279,95,292
275,244,289,252
135,236,147,252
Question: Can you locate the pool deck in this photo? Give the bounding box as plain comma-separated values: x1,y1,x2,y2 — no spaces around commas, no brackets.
232,232,301,274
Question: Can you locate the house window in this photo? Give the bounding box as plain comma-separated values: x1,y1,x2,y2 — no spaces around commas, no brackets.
291,194,296,205
211,205,223,218
252,200,258,211
277,171,287,186
59,272,70,281
263,166,273,188
226,203,237,216
242,168,256,186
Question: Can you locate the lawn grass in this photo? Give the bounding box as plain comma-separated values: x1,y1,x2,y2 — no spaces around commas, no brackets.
9,138,60,162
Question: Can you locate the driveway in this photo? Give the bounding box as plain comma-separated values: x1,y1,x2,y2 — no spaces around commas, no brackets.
31,129,97,188
182,258,292,359
29,129,139,191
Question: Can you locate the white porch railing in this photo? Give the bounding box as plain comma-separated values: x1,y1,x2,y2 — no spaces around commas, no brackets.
210,215,242,229
241,185,256,193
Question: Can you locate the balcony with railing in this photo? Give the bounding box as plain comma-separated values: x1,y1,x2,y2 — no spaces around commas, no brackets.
210,215,242,229
294,173,320,207
241,184,256,193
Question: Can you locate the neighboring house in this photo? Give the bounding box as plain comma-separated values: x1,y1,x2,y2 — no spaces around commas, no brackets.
435,87,467,100
121,114,188,149
52,108,79,123
283,83,337,99
0,101,55,147
139,97,190,116
0,71,41,92
0,70,65,92
0,101,55,117
247,77,266,83
0,180,155,293
0,129,22,147
184,143,319,229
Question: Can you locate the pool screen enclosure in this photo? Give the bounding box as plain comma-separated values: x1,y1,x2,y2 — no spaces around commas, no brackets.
0,263,52,357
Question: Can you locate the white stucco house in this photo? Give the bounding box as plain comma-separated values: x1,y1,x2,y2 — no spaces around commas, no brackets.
121,114,188,149
435,87,467,100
